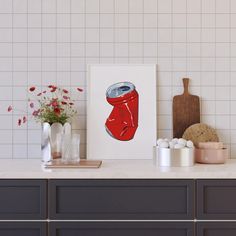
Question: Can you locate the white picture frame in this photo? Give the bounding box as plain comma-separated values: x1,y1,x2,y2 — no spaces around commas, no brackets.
87,64,157,159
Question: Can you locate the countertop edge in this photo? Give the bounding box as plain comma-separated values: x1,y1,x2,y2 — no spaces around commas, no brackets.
0,159,235,179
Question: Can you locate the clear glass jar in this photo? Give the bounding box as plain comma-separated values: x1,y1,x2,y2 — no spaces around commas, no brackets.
70,133,80,163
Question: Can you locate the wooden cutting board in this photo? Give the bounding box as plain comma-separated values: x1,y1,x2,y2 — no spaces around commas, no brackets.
44,160,102,169
173,78,200,138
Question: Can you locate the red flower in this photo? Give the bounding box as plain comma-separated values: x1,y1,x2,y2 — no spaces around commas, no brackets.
48,85,57,92
23,116,27,123
18,119,22,126
50,87,57,92
54,107,61,116
32,110,39,117
51,101,58,107
77,87,83,92
29,102,34,108
50,99,58,107
7,105,12,112
63,96,69,100
63,89,69,94
29,86,36,92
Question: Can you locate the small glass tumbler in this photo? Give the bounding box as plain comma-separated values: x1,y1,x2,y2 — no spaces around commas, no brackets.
70,133,80,163
61,134,71,163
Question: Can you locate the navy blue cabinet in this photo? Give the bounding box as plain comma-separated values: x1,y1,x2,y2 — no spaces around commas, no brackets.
0,180,47,220
0,222,46,236
197,179,236,220
197,222,236,236
48,179,194,220
49,222,194,236
0,180,47,236
1,178,236,235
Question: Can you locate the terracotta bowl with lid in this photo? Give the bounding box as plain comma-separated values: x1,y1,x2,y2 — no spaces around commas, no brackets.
195,148,228,164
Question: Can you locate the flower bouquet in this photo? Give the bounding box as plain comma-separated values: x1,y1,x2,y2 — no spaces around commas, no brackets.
8,85,83,161
8,85,83,126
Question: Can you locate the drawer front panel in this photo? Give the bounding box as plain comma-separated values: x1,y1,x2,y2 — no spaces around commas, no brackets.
50,222,194,236
197,222,236,236
197,179,236,219
0,222,47,236
0,180,47,219
49,179,194,220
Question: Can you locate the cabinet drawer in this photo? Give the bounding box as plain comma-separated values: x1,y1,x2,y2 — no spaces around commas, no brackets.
197,222,236,236
197,179,236,219
0,180,47,219
49,222,194,236
49,179,194,220
0,222,47,236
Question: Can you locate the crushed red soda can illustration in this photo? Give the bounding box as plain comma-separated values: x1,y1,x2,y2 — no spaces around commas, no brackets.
105,82,139,141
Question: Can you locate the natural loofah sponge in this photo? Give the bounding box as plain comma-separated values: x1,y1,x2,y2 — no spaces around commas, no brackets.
182,123,219,146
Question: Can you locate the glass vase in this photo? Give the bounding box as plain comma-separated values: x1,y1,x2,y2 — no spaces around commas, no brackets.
41,122,71,163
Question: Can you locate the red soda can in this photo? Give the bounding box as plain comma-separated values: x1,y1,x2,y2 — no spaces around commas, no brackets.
105,82,139,141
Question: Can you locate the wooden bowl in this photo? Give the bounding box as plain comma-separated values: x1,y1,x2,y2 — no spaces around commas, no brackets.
183,123,219,146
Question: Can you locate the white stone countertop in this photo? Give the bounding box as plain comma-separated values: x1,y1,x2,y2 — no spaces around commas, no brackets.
0,159,236,179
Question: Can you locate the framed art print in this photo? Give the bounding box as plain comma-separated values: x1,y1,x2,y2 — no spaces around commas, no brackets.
87,64,157,159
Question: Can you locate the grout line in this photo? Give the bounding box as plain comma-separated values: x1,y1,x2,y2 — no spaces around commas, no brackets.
26,0,29,159
170,0,173,138
157,0,158,62
40,0,43,161
229,0,232,157
1,12,235,15
185,0,187,78
40,0,42,89
0,55,236,58
112,0,115,62
2,69,236,73
11,0,13,159
55,0,57,86
127,0,130,63
69,0,72,96
200,0,202,119
2,26,236,30
214,0,216,130
113,0,115,62
142,0,144,63
98,0,101,63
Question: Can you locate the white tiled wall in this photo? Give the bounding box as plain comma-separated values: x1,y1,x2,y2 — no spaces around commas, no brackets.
0,0,236,158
